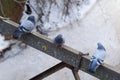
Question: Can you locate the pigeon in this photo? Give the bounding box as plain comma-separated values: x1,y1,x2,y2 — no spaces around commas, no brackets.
88,42,107,73
54,34,65,48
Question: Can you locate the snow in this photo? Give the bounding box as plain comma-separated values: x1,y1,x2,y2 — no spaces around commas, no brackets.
0,0,120,80
21,0,97,32
0,34,10,51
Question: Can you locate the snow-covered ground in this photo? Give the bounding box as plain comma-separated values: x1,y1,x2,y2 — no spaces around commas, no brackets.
0,34,10,52
0,0,120,80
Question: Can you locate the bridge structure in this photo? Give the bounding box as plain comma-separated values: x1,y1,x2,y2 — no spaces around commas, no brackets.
0,16,120,80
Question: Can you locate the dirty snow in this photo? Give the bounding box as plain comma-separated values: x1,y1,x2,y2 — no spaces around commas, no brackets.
0,0,120,80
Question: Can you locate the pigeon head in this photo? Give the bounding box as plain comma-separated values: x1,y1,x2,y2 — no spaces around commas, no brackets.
54,34,64,45
97,42,106,51
27,16,35,24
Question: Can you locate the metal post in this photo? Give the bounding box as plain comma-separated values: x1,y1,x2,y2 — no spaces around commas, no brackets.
72,70,81,80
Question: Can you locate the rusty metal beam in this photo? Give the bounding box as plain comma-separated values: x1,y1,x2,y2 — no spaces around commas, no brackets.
30,61,81,80
65,64,81,80
0,17,120,80
30,62,81,80
72,70,81,80
30,62,66,80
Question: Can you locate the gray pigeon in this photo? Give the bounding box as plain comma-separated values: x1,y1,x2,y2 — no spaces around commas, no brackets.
88,42,107,73
54,34,65,47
